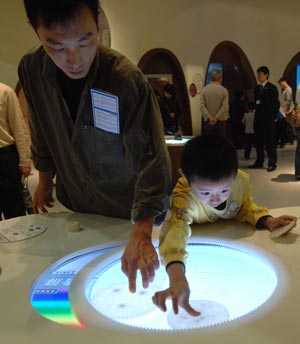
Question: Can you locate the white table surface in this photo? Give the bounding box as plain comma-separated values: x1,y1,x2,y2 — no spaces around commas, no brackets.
1,207,300,344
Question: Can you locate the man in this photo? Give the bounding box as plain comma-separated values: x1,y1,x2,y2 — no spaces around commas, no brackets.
199,69,229,137
158,83,182,135
0,82,31,219
248,66,280,172
19,0,172,292
278,77,294,115
277,77,294,147
278,77,295,144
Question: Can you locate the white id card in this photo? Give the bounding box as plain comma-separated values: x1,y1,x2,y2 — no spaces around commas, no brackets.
91,89,120,134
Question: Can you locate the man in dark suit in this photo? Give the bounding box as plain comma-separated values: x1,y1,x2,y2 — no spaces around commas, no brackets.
248,66,280,172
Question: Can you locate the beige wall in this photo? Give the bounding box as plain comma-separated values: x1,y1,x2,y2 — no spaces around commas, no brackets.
1,0,299,133
0,1,39,87
102,0,300,134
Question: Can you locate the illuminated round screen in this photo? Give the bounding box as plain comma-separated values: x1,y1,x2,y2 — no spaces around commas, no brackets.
70,241,279,331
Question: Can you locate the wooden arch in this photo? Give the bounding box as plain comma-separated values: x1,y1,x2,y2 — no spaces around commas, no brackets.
207,41,256,102
138,48,193,135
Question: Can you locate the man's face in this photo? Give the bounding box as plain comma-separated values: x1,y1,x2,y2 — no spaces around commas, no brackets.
279,81,287,90
190,175,235,209
257,71,268,84
36,6,99,79
164,91,173,99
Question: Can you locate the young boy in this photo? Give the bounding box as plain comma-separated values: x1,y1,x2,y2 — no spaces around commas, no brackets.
152,134,297,316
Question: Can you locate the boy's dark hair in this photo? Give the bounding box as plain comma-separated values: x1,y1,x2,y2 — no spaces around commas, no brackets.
24,0,99,30
257,66,269,77
181,135,238,183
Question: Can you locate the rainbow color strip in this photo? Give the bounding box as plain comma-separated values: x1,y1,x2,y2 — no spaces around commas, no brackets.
31,289,85,328
30,245,122,328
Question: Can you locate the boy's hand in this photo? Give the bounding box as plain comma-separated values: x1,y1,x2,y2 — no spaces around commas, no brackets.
264,215,297,231
152,263,201,316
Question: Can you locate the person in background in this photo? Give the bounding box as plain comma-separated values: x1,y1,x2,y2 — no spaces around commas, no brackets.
152,135,296,315
19,0,172,292
0,82,31,220
229,90,247,149
276,77,294,148
248,66,280,172
159,83,182,135
242,102,256,160
199,69,229,137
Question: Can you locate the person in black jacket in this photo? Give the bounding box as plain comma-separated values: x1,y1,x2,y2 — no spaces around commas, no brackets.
248,66,280,172
159,83,182,135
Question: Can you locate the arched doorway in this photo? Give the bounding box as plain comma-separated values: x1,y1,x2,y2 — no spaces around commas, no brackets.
138,48,193,135
206,41,256,147
206,41,256,103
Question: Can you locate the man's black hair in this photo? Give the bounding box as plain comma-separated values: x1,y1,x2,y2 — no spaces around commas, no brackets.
181,135,238,183
163,83,175,96
278,77,286,83
257,66,270,77
24,0,99,30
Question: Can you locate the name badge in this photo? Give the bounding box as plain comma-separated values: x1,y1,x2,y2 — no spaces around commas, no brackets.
256,100,261,105
91,89,120,134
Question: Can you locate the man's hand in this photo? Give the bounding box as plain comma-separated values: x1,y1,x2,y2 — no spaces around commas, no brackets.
152,263,200,316
264,215,297,231
33,171,55,213
209,117,218,126
20,166,31,178
121,218,159,293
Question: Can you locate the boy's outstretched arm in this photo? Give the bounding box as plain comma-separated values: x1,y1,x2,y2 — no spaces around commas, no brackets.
260,215,297,231
152,262,201,316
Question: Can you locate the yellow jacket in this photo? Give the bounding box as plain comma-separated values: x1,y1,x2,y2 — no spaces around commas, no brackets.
159,169,269,266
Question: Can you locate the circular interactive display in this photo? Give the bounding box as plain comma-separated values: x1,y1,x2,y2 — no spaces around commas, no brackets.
30,239,288,331
69,240,283,331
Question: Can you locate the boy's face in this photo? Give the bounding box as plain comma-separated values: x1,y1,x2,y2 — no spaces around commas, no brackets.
190,175,235,208
36,5,99,79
